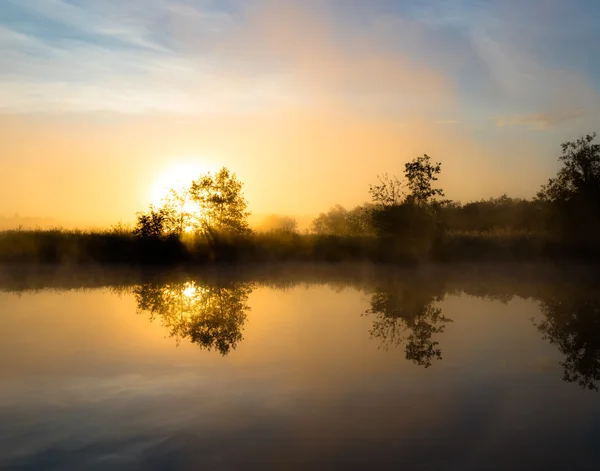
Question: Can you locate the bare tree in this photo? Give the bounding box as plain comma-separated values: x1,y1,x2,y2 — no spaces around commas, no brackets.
369,173,405,207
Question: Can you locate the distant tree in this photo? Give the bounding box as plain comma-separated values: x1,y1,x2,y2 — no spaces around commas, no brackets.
370,203,437,242
260,214,298,234
368,155,447,250
404,154,447,208
310,204,374,236
439,195,547,233
369,154,447,209
311,205,349,235
369,173,404,207
347,204,375,236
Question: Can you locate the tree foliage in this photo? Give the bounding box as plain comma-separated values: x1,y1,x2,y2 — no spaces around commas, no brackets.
368,154,447,249
538,133,600,204
438,195,547,233
369,174,404,207
133,205,171,238
190,167,251,236
134,167,251,240
404,154,447,207
310,204,374,236
259,214,298,234
368,154,447,210
161,187,195,236
537,133,600,241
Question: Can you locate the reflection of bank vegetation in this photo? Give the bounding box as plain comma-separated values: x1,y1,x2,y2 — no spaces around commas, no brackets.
535,286,600,391
117,272,600,391
3,265,600,391
133,280,253,355
365,282,451,368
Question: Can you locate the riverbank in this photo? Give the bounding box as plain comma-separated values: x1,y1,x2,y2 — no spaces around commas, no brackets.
2,228,596,265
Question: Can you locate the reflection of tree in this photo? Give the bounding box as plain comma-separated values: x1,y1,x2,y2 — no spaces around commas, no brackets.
134,280,253,355
536,287,600,391
365,285,452,368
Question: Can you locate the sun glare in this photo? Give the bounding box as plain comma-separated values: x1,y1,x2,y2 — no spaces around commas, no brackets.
150,160,215,206
182,282,198,298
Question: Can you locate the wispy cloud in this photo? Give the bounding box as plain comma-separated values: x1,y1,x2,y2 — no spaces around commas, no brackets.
0,0,457,116
494,108,588,130
502,109,586,129
0,0,248,113
2,0,600,123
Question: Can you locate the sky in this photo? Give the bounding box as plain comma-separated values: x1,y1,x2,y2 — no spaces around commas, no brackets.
0,0,599,227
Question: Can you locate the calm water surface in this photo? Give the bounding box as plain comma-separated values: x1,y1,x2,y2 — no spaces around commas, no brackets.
1,264,599,470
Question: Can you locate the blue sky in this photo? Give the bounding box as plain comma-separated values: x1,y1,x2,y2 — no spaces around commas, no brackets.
2,0,599,120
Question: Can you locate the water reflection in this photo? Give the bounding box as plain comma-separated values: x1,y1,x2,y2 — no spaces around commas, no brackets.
6,266,600,470
536,285,600,391
131,275,454,368
126,270,600,390
365,283,452,368
3,265,600,391
133,280,253,355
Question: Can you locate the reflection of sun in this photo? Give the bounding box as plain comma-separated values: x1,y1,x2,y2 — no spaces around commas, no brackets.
150,161,214,206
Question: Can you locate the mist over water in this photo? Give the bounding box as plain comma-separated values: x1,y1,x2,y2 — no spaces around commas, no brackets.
1,264,600,470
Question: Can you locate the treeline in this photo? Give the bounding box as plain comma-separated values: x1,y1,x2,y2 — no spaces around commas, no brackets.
289,133,600,259
310,196,547,236
1,133,599,264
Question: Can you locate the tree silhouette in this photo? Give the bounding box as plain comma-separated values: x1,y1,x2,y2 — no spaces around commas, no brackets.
134,280,253,355
190,167,251,237
365,282,452,368
368,154,447,210
260,214,299,234
535,285,600,391
160,186,197,236
369,174,404,207
538,133,600,204
439,195,547,233
404,154,448,208
368,155,447,257
537,133,600,243
133,205,171,238
133,167,250,240
310,204,374,236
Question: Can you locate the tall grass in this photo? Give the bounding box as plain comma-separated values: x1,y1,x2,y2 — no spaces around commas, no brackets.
1,227,596,265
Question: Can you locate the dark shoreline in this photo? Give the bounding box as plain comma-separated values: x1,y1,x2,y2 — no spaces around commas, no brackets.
2,229,597,267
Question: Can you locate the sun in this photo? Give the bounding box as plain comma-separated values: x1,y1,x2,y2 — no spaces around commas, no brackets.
182,282,198,298
149,160,215,206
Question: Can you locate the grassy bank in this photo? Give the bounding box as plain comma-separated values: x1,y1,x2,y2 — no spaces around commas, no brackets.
1,228,595,265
